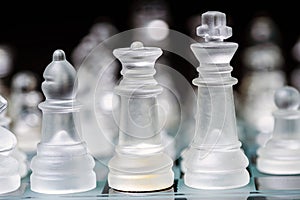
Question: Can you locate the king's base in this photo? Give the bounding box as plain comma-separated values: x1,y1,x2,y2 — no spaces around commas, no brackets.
257,158,300,175
0,175,20,194
30,173,96,194
184,169,250,190
182,144,250,190
108,169,174,192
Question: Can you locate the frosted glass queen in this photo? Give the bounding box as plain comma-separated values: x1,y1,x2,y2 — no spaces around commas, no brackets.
183,11,250,189
108,42,174,192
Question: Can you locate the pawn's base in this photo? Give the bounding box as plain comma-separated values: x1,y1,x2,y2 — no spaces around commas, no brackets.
108,152,174,192
257,139,300,175
184,169,249,190
257,158,300,175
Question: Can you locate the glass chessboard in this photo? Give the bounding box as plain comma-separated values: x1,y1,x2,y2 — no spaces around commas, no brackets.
1,143,300,200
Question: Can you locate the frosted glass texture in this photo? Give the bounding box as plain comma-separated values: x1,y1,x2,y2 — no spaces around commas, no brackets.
30,50,96,194
257,86,300,174
108,42,174,192
182,11,250,189
0,95,20,194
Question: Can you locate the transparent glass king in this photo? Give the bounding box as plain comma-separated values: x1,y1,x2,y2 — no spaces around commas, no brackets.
182,11,250,189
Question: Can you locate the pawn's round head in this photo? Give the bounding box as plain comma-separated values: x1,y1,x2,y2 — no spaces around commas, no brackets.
274,86,300,110
42,50,77,100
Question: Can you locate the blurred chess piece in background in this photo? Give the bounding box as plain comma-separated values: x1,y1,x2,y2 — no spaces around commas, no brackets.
238,14,286,146
129,0,171,46
0,94,28,178
72,19,119,67
0,45,29,178
0,95,21,194
291,37,300,91
72,20,120,180
0,45,14,100
9,71,42,155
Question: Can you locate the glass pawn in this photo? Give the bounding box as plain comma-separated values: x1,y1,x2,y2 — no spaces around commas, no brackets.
0,95,20,194
182,11,250,189
257,86,300,174
30,50,96,194
108,41,174,192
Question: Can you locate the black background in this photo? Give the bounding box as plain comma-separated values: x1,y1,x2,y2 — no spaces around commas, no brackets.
0,0,298,89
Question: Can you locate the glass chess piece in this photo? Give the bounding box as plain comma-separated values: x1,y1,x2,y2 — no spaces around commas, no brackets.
30,50,96,194
182,11,250,189
0,95,20,194
238,15,286,146
257,86,300,174
0,96,28,178
108,41,174,192
9,71,42,154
